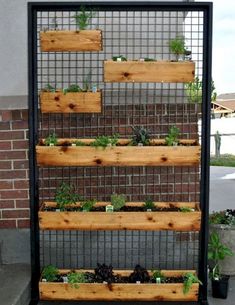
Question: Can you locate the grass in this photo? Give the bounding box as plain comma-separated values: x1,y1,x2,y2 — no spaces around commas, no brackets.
210,154,235,167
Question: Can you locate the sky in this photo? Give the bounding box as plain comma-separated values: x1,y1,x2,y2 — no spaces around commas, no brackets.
204,0,235,95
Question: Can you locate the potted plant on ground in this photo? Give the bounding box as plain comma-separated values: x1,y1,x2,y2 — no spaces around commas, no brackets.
209,209,235,275
208,231,233,299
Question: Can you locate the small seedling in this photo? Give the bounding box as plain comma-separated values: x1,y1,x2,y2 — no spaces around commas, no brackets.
72,140,86,146
169,36,185,61
73,5,95,30
112,55,127,61
81,199,96,211
165,126,180,146
179,207,195,212
183,273,202,294
55,182,81,211
144,199,155,211
68,271,87,288
111,194,126,211
44,132,58,146
144,58,156,62
131,126,151,146
152,270,166,283
42,265,59,282
91,134,119,148
44,84,56,92
63,84,83,94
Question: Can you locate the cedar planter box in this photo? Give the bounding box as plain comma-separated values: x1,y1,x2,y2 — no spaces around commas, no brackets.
40,90,102,113
39,269,199,301
36,139,200,167
40,30,102,52
104,60,195,83
39,202,201,231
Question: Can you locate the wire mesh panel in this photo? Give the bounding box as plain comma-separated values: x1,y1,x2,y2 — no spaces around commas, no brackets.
28,2,212,303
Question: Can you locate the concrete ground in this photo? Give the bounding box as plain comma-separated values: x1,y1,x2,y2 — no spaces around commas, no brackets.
210,166,235,212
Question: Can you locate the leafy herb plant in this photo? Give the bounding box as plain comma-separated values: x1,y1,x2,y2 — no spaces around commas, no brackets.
68,271,87,288
208,231,233,280
131,126,151,146
91,134,119,148
55,183,80,211
112,55,127,61
63,84,83,94
94,263,115,284
179,207,194,212
43,84,56,92
209,210,235,226
72,140,86,146
144,199,155,211
152,270,166,283
183,273,202,294
44,132,58,146
144,58,156,62
42,265,59,282
111,194,126,211
169,36,185,61
129,265,150,283
165,126,180,146
81,199,96,211
73,6,94,30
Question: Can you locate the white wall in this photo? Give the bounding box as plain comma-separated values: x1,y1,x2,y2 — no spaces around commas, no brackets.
0,0,188,97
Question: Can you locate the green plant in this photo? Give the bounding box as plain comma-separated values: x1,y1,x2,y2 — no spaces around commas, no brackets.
169,36,185,60
73,140,86,146
111,194,126,211
44,132,58,146
185,77,202,103
44,84,56,92
152,270,166,283
144,199,155,211
68,271,87,288
81,199,96,211
209,210,235,226
91,134,119,148
73,6,94,30
144,58,156,62
208,231,233,280
185,77,217,104
165,126,180,146
55,183,81,211
183,273,202,294
63,84,83,94
131,126,151,146
112,55,127,61
42,265,59,282
179,207,194,212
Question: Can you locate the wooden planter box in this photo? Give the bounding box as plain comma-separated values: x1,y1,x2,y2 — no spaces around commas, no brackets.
39,269,199,301
40,90,102,113
39,202,201,231
36,139,200,167
104,60,195,83
40,30,102,52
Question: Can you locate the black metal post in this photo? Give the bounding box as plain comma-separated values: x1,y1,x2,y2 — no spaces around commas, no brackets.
28,3,40,304
198,3,213,305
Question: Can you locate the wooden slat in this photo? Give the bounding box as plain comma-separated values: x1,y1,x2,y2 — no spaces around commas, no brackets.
104,60,195,83
39,201,201,231
39,269,199,301
36,145,201,167
40,30,102,52
40,91,102,113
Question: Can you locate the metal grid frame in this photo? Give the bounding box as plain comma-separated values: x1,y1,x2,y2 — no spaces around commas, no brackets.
28,2,212,305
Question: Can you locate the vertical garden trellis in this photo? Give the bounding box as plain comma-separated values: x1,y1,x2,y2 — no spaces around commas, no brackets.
28,2,212,304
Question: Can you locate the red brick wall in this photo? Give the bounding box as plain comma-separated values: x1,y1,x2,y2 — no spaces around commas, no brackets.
0,109,29,229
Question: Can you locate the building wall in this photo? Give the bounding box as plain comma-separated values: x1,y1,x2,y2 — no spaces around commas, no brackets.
0,109,29,229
